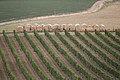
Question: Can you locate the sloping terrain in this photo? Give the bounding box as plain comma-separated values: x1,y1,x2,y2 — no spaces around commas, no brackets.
0,30,120,80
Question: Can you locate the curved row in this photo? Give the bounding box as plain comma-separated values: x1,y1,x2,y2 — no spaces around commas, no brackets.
65,30,120,79
55,31,112,80
105,30,120,45
24,31,65,80
14,31,50,80
0,46,16,80
85,30,120,61
75,30,120,71
95,30,120,52
34,31,81,80
44,30,96,80
3,30,34,80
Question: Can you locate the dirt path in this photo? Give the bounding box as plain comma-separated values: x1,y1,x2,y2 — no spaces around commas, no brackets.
19,36,55,80
0,36,25,80
10,36,40,80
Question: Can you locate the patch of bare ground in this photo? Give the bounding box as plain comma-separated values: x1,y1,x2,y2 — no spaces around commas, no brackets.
0,36,25,80
31,35,68,79
41,35,81,78
50,34,96,80
62,32,114,78
0,56,8,80
10,36,40,80
92,32,120,61
19,36,55,80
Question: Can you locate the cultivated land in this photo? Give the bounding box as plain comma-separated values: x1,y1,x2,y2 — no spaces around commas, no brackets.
0,30,120,80
0,0,120,32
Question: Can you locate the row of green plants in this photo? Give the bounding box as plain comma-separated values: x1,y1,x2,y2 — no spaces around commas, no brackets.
55,31,112,80
0,46,16,80
14,30,50,80
44,30,96,80
115,30,120,37
24,30,65,80
85,30,120,61
34,31,81,80
3,30,34,80
75,30,120,71
105,30,120,45
65,30,120,79
95,30,120,51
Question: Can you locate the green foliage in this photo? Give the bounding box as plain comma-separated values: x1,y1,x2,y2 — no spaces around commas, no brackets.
105,30,120,45
65,30,120,79
75,30,120,71
34,31,81,80
56,31,113,80
24,30,65,80
95,30,120,51
14,30,50,80
3,30,34,80
0,46,16,80
44,30,96,80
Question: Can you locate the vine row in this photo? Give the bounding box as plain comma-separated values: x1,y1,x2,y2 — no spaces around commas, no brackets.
65,30,120,79
55,31,112,80
24,30,65,80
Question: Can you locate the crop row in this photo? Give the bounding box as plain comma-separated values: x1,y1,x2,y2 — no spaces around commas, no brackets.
95,30,120,51
65,30,120,79
75,30,120,71
55,31,112,80
44,30,96,80
24,30,65,80
0,46,16,80
3,30,34,80
105,30,120,45
115,31,120,37
13,30,50,80
85,30,120,61
34,31,81,80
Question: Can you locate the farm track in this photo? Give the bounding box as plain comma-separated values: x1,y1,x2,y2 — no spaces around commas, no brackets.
10,36,40,80
41,35,81,78
0,56,8,80
31,35,68,79
0,36,25,80
19,36,55,80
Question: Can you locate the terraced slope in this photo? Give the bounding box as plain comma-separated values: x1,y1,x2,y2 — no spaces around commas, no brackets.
0,30,120,80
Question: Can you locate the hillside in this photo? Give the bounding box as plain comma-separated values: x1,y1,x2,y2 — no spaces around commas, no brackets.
0,30,120,80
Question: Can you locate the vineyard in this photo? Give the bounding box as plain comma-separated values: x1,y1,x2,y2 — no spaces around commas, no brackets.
0,30,120,80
